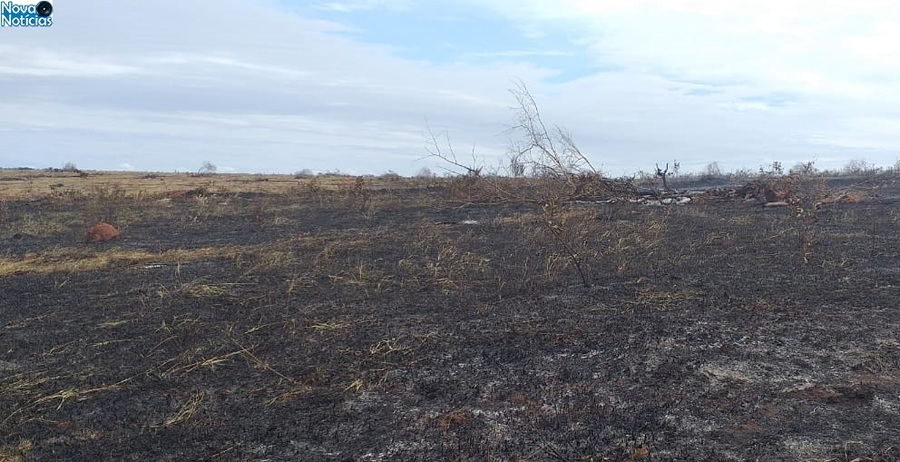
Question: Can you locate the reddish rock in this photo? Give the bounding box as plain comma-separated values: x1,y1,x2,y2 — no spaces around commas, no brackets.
84,222,119,243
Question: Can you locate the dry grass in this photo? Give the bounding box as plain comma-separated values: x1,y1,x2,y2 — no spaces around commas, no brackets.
173,280,249,299
1,210,74,238
0,438,32,462
309,321,351,333
436,409,471,430
0,371,55,400
2,376,134,428
155,390,207,428
237,249,298,276
0,170,421,201
635,287,706,310
0,246,244,277
157,348,244,379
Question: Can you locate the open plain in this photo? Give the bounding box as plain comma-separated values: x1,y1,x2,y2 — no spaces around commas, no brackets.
1,170,898,461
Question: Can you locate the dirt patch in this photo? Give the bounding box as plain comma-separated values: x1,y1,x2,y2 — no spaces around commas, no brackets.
83,222,119,243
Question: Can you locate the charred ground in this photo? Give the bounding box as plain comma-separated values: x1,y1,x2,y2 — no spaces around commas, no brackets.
1,172,898,461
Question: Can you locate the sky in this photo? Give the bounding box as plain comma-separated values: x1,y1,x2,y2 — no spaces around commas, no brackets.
2,0,900,176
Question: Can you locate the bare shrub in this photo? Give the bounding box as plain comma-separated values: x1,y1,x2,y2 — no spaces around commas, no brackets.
198,161,217,176
842,158,880,177
703,161,722,180
84,184,130,225
790,160,818,176
294,169,314,179
336,176,377,219
655,163,671,191
504,81,608,202
426,81,631,287
414,167,435,179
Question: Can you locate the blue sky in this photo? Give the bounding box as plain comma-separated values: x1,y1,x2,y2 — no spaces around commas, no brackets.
1,0,899,175
299,2,604,82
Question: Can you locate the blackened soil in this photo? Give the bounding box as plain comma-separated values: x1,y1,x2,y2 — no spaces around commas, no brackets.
1,186,898,461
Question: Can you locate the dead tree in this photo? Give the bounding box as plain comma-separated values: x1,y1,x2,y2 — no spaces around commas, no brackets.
656,163,670,192
424,81,608,287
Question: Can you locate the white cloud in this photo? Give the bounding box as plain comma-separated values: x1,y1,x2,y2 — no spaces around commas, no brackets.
479,0,900,101
725,101,770,112
0,45,142,77
1,0,898,174
315,0,416,12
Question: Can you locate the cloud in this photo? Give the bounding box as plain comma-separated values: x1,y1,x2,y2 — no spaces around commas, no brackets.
0,45,142,77
478,0,900,101
1,0,898,175
314,0,416,13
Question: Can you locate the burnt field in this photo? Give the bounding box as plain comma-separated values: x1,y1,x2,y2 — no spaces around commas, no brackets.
1,172,899,461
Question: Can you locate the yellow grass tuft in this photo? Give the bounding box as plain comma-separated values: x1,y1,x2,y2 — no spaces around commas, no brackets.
0,246,244,277
636,288,706,310
156,390,206,428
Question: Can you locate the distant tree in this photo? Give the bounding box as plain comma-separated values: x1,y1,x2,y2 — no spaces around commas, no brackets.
380,171,403,181
655,163,671,190
842,158,878,176
729,168,754,183
704,161,722,178
294,169,314,178
790,160,818,176
507,153,526,178
320,170,350,178
62,162,78,172
198,161,217,176
415,167,435,178
759,161,784,176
